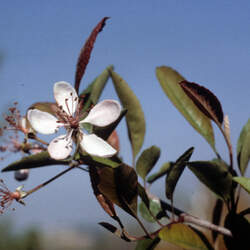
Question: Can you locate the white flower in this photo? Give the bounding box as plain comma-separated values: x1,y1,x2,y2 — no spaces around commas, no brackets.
27,81,121,160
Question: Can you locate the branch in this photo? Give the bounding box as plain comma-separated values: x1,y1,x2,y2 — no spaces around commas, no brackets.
147,192,232,237
179,213,232,237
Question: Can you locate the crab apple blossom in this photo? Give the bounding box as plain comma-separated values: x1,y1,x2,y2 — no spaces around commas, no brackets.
27,81,121,160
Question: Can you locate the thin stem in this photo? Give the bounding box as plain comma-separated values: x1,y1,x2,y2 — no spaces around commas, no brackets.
217,123,233,171
33,135,49,146
76,166,89,172
23,162,77,199
133,212,152,239
123,199,151,238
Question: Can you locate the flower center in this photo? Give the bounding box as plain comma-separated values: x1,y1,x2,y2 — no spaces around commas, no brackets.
56,92,83,131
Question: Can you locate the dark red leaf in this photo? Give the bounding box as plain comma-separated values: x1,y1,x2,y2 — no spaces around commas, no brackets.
74,17,109,93
179,81,224,125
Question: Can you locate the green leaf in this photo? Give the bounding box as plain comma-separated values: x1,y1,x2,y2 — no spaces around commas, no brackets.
188,159,233,200
136,146,161,180
2,151,69,172
159,223,210,250
79,65,113,112
110,70,146,160
81,154,121,168
135,238,161,250
237,118,250,175
147,162,172,184
165,147,194,200
139,198,162,223
156,66,215,151
233,177,250,194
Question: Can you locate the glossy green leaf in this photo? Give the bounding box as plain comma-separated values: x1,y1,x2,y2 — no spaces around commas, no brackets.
237,118,250,175
139,198,162,223
188,159,233,200
159,223,210,250
233,177,250,194
156,66,215,151
2,151,69,172
135,238,161,250
136,146,161,180
79,65,113,112
110,70,146,160
147,162,172,184
165,147,194,200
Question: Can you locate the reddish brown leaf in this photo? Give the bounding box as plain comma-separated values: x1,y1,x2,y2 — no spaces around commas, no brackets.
89,164,138,218
89,166,120,223
114,164,138,215
107,130,120,152
74,17,109,93
96,194,116,218
179,81,224,125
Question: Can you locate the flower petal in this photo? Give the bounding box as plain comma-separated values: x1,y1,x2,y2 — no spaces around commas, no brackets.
80,100,121,127
80,133,117,157
48,134,73,160
54,81,78,116
27,109,60,134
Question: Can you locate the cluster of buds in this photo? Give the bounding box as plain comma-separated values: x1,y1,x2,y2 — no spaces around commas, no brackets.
0,179,26,214
0,102,32,153
0,102,45,182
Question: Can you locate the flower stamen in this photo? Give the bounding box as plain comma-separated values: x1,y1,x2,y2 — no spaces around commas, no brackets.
0,179,22,214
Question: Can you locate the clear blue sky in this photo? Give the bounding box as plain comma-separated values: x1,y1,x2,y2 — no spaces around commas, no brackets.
0,0,250,231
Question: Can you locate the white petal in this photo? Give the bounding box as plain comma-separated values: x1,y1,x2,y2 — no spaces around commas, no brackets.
27,109,60,134
54,81,78,116
48,134,73,160
80,100,121,127
80,133,117,157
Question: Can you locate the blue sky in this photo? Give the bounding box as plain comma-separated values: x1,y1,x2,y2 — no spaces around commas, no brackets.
0,1,250,231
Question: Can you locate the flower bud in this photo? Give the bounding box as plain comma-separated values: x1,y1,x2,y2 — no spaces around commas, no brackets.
14,169,29,181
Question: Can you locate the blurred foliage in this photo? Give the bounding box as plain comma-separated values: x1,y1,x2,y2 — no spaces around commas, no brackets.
0,220,42,250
